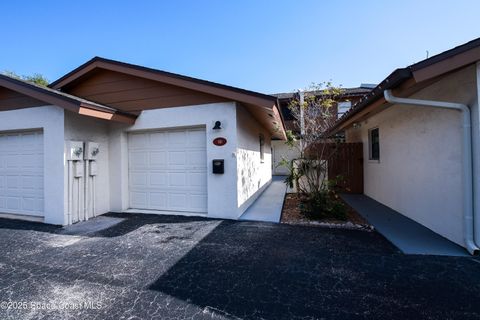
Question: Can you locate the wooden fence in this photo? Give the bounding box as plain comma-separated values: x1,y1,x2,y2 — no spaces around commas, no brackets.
306,142,364,194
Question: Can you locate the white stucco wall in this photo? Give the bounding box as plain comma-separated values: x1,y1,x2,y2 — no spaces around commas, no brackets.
0,102,276,224
345,65,478,247
236,103,272,216
64,112,111,218
475,63,480,246
0,106,65,224
272,140,300,175
108,102,240,219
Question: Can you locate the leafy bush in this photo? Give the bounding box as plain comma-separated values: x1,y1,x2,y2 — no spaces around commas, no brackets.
301,188,347,221
2,71,49,86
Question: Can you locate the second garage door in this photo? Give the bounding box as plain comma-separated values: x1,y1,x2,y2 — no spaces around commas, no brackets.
128,127,208,213
0,130,44,217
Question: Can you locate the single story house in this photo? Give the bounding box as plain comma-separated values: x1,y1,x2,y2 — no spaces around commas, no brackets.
328,38,480,254
0,57,286,225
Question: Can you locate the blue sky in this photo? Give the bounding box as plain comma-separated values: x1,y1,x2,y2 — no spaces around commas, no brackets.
0,1,479,94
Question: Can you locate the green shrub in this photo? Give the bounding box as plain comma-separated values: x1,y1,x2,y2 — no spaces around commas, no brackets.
301,190,347,221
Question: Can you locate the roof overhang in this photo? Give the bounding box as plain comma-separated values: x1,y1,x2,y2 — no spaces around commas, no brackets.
327,37,480,135
50,57,286,139
0,75,137,124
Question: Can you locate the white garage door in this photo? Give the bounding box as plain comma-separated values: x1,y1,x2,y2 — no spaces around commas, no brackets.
0,130,44,217
128,127,208,213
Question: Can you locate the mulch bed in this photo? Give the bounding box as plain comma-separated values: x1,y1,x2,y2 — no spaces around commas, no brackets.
281,193,373,231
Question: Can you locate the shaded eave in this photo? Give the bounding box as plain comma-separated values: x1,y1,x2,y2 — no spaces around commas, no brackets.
0,74,137,124
50,57,286,139
327,37,480,135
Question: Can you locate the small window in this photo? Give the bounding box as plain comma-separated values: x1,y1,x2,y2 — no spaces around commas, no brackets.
369,128,380,161
259,134,265,162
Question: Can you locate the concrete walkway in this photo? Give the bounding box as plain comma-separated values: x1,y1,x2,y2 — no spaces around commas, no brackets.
239,176,287,223
341,194,468,256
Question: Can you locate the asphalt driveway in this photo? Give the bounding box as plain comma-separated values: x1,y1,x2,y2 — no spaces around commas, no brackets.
0,213,479,320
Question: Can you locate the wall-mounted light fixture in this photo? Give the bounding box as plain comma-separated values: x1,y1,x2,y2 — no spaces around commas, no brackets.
352,122,361,129
213,121,222,130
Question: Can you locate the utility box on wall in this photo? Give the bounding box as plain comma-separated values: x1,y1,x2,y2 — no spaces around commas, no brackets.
65,141,84,161
212,159,224,174
85,142,100,160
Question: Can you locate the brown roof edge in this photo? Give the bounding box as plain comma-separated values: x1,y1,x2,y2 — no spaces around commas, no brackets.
325,68,412,135
0,74,137,124
326,36,480,136
49,56,285,136
410,37,480,71
272,99,287,140
49,57,278,104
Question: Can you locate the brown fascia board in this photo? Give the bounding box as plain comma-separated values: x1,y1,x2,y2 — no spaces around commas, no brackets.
0,75,81,112
50,57,278,108
273,99,287,140
50,56,285,135
327,37,480,136
326,68,412,135
0,74,137,124
411,42,480,82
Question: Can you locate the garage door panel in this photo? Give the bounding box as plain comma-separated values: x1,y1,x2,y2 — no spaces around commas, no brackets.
168,151,186,166
168,172,186,187
130,191,148,208
168,193,187,209
189,173,207,187
128,128,207,213
129,133,149,149
149,132,167,147
6,176,20,189
149,172,168,186
129,151,148,168
130,172,148,187
0,130,44,217
167,131,187,149
20,153,40,168
149,152,167,167
190,194,207,210
21,177,37,190
6,197,21,210
149,192,167,208
6,155,20,168
22,197,43,212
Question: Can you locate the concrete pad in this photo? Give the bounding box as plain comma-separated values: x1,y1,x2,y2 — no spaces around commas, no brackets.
341,194,469,256
59,215,126,236
239,176,287,223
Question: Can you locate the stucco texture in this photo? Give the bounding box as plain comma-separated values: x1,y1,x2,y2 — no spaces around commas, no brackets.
0,106,65,225
236,103,272,216
345,65,478,247
0,101,276,225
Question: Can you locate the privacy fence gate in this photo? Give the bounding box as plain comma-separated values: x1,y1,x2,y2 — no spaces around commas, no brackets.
307,142,364,194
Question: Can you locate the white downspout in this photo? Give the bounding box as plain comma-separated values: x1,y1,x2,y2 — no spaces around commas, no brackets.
298,90,305,153
84,160,88,220
384,89,479,255
67,161,73,225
